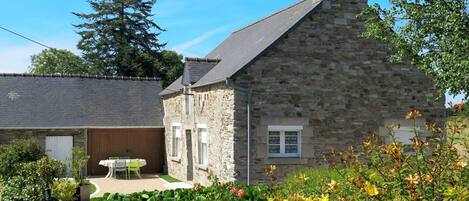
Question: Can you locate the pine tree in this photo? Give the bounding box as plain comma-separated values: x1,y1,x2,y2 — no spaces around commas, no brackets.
74,0,166,77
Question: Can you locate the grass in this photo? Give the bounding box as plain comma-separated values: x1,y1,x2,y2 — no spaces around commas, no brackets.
90,182,97,194
160,174,181,183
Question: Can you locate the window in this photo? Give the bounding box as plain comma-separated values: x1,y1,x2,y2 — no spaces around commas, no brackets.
268,125,302,157
197,125,208,166
172,123,181,158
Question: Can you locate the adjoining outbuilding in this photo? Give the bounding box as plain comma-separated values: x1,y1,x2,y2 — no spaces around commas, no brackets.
0,74,165,175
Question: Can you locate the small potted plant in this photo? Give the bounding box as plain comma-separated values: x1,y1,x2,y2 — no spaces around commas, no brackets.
67,147,91,201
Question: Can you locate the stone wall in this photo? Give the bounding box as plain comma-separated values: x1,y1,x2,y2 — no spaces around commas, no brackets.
232,0,445,184
163,83,238,185
0,129,86,151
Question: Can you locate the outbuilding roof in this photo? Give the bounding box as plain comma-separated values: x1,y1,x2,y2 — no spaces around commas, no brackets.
0,74,164,128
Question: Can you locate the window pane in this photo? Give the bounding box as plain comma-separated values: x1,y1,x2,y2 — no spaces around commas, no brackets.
285,145,298,153
269,145,280,153
285,135,298,145
268,131,280,145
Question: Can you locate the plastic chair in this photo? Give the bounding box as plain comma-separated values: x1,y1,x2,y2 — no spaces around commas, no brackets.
113,159,128,179
127,160,141,179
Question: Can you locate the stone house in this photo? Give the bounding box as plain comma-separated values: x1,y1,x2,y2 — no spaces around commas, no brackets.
160,0,445,185
0,74,165,175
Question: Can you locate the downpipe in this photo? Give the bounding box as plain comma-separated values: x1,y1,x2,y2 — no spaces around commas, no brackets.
226,79,252,185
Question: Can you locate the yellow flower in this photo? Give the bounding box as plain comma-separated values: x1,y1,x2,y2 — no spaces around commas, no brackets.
405,174,420,185
364,181,379,196
297,173,310,181
313,194,329,201
424,174,433,183
327,180,339,191
454,161,467,170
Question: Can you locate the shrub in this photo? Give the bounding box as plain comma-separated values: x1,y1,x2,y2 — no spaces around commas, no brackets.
52,179,79,201
0,157,65,201
270,110,469,200
67,147,90,185
0,139,44,179
270,167,342,199
92,177,271,201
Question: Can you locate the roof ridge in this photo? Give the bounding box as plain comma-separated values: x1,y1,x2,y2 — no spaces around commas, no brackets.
185,57,221,63
232,0,311,34
0,73,161,81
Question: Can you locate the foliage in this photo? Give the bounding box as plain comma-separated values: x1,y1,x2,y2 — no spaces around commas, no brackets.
359,0,469,96
269,167,341,200
52,179,79,201
0,139,44,179
270,110,469,200
92,176,271,201
67,147,90,185
29,49,94,75
73,0,165,77
159,50,184,88
0,157,65,201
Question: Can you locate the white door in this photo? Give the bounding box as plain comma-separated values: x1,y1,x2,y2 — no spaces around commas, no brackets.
45,136,73,175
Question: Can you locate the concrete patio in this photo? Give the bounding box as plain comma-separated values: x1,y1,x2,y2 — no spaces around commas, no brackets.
89,174,193,198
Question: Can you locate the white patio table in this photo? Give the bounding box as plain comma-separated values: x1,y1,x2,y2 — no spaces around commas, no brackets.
99,159,147,178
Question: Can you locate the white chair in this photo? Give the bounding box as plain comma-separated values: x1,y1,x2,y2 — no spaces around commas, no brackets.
113,159,128,179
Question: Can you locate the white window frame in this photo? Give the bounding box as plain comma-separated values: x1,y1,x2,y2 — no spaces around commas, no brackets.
197,124,208,166
171,123,182,158
267,125,302,158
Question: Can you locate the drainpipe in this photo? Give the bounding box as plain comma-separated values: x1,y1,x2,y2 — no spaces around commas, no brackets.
226,79,252,185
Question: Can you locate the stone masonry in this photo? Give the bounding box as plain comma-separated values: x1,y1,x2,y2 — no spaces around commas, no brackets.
231,0,445,183
162,0,445,185
0,129,86,151
163,83,238,185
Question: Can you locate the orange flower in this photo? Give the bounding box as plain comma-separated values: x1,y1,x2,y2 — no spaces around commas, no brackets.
406,110,422,120
454,103,465,112
452,161,467,170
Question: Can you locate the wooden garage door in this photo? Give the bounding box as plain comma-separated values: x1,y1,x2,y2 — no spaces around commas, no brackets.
87,128,164,175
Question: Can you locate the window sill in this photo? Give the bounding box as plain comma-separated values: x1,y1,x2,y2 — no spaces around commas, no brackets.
170,157,181,163
195,164,208,171
264,157,308,165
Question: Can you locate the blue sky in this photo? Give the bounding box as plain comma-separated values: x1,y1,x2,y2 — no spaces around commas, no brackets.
0,0,464,104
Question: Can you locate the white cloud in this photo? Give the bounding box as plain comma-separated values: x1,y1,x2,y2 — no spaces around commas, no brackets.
171,24,234,56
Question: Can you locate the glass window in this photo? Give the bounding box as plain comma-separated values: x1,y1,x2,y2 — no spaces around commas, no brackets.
268,126,302,157
172,125,181,157
198,127,208,165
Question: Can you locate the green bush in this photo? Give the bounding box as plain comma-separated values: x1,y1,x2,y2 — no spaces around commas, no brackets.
0,157,65,201
92,179,271,201
0,139,44,179
67,147,90,185
52,179,79,201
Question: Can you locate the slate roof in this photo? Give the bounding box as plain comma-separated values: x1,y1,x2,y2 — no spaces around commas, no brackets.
161,0,321,95
160,58,219,96
0,74,164,128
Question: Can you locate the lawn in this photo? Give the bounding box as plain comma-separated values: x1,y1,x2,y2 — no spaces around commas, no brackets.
160,174,181,183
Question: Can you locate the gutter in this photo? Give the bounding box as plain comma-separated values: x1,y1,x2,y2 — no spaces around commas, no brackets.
226,79,252,185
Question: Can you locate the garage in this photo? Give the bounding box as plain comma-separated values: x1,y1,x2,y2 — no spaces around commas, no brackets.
87,128,165,175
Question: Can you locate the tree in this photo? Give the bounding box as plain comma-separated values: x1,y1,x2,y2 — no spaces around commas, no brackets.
73,0,166,77
29,49,94,75
359,0,469,97
159,50,184,87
